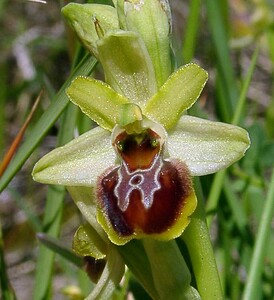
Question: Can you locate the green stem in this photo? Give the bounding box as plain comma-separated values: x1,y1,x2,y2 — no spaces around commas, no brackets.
182,178,223,300
242,167,274,300
143,239,200,300
118,240,159,299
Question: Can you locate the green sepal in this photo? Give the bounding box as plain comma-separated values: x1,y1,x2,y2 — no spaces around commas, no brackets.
72,224,107,259
123,0,172,87
61,3,119,58
168,115,251,176
66,76,130,131
144,63,208,130
32,127,116,187
118,103,142,127
97,31,157,106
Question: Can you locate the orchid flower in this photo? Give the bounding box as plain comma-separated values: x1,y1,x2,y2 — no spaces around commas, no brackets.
32,1,250,249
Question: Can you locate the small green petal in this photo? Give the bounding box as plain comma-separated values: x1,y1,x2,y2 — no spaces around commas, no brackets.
123,0,172,87
61,3,119,58
67,76,130,131
168,115,251,176
32,127,116,186
118,103,142,127
97,31,157,106
144,63,208,129
72,224,107,259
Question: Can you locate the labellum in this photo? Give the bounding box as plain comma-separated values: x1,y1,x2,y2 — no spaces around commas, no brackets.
97,120,195,242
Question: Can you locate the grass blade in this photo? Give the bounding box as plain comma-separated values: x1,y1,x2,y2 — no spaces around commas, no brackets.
0,90,43,177
37,233,83,268
33,102,78,300
182,0,201,63
206,47,259,226
242,167,274,300
0,54,96,193
204,0,238,121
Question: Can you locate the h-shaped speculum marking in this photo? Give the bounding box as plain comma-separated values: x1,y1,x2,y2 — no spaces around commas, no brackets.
114,155,163,212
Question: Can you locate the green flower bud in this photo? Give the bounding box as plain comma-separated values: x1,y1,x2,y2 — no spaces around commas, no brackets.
62,3,119,58
118,0,172,87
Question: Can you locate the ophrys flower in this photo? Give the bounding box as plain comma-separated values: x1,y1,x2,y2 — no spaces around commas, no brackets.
32,63,250,245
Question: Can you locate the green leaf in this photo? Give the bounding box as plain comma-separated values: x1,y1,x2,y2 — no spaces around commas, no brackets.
168,115,250,176
62,3,119,58
33,126,116,187
97,31,157,106
67,76,130,130
123,0,172,87
144,63,208,129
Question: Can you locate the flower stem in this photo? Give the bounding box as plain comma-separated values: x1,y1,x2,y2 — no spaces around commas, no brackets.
182,178,224,300
143,238,200,300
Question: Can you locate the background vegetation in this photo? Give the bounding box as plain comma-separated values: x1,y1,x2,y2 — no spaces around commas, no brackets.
0,0,274,299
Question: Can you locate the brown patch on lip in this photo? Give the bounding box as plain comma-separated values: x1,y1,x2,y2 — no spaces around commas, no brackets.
97,159,192,237
98,168,134,236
